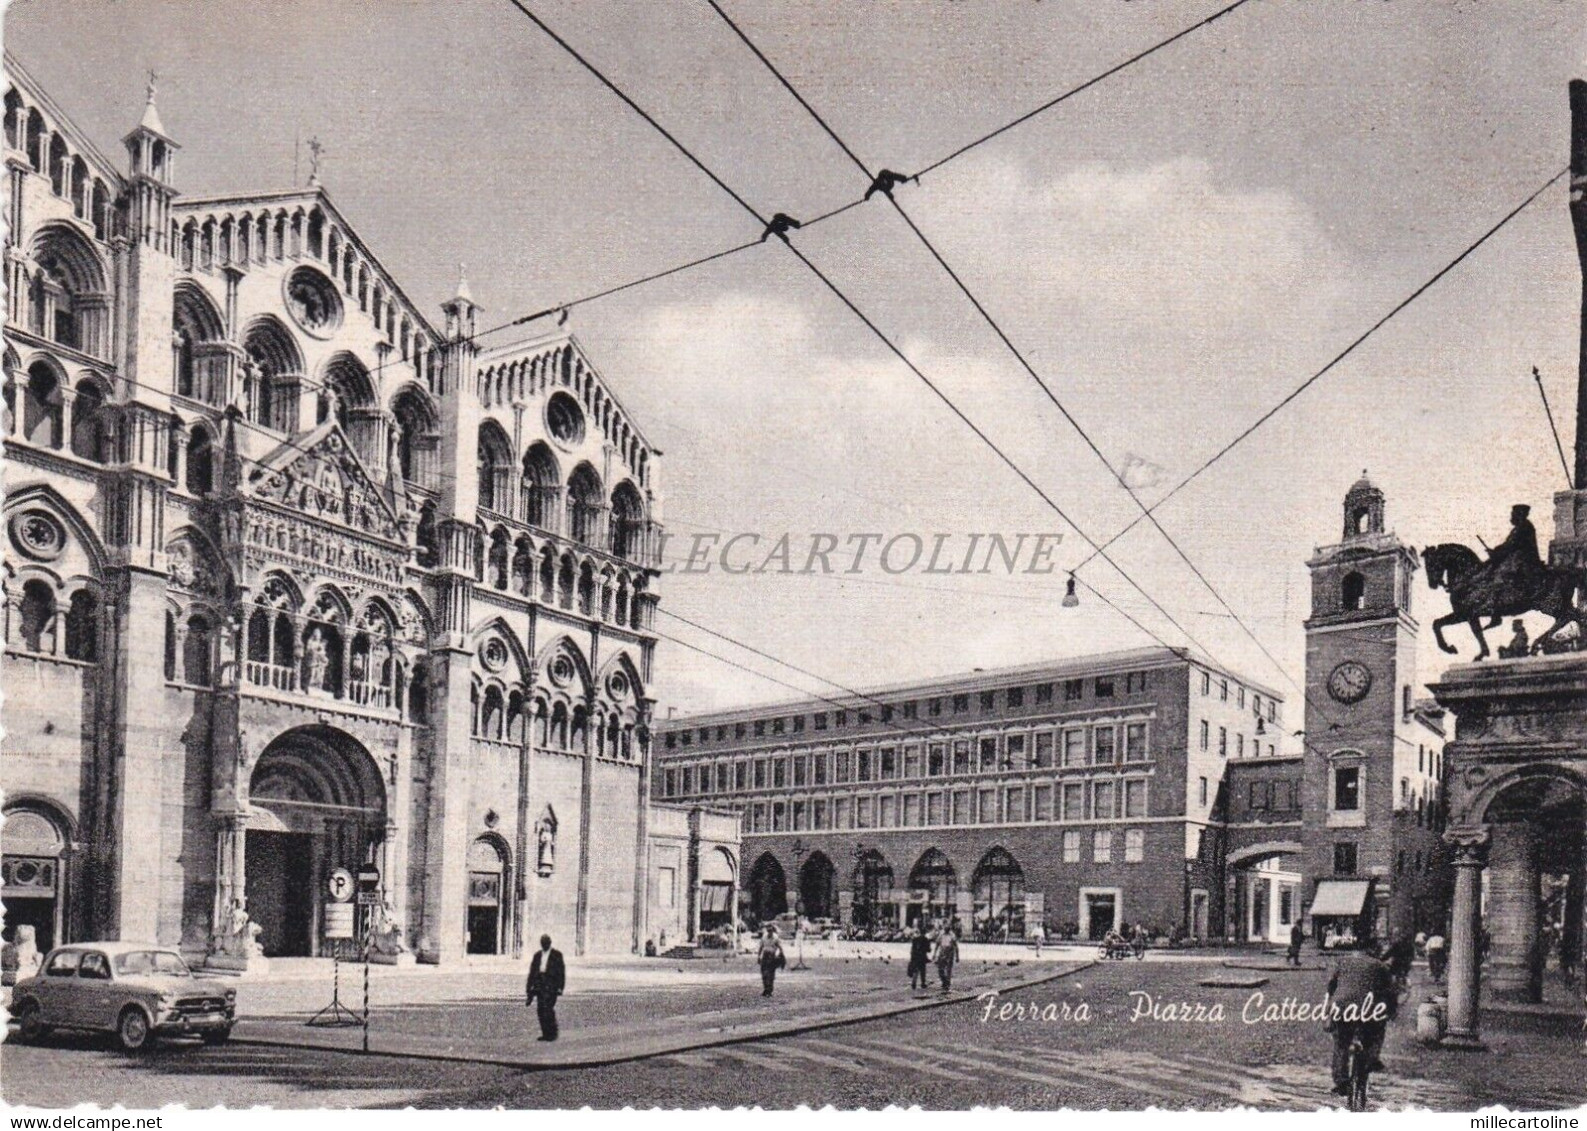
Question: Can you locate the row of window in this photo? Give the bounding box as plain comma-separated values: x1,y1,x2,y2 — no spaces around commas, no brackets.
734,777,1151,833
662,722,1152,798
665,671,1158,749
1197,668,1277,721
1198,719,1276,759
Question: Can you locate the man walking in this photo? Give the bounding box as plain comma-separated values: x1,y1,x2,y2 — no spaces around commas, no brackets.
757,925,785,997
526,933,566,1042
908,923,931,991
932,923,959,994
1287,920,1305,967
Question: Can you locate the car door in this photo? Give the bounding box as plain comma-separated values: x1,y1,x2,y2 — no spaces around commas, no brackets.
72,951,116,1030
32,948,81,1026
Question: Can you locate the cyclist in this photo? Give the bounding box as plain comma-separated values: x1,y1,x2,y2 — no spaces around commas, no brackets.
1325,940,1397,1098
1101,926,1129,958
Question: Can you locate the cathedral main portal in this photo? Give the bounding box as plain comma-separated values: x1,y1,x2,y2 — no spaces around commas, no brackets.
242,726,388,958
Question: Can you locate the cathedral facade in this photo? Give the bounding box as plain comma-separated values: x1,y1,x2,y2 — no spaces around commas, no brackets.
1,55,666,964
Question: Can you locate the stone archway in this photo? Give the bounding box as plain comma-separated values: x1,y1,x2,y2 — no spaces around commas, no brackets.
1,802,72,951
1476,769,1587,1003
1226,844,1304,945
241,725,388,958
746,853,787,925
798,852,835,921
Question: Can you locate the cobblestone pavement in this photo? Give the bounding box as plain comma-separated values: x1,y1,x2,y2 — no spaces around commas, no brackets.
4,954,1585,1110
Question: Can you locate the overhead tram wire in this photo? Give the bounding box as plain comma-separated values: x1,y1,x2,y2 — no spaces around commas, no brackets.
1066,165,1572,580
705,0,1307,709
471,0,1257,341
912,0,1255,180
696,13,1568,754
505,2,1479,763
506,1,1230,665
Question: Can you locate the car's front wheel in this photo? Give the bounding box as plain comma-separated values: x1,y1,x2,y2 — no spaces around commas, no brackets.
116,1007,152,1053
200,1027,231,1046
14,1000,48,1043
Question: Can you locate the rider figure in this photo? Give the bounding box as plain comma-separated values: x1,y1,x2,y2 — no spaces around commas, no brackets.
1102,926,1128,956
1488,504,1543,592
1326,940,1398,1097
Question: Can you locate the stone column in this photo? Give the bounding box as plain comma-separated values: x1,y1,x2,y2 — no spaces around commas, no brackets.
1443,826,1490,1049
169,423,188,489
56,385,75,452
1487,820,1542,1001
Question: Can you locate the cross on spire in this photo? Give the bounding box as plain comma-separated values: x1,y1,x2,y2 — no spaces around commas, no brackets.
306,136,325,186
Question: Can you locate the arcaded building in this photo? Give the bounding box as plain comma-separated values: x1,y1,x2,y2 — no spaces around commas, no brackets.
1,56,667,963
655,647,1285,941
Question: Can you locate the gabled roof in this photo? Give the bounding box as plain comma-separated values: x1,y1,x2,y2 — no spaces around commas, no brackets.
245,420,405,543
5,51,126,189
173,186,442,346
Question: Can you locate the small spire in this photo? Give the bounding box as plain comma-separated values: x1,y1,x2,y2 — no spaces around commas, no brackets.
138,66,167,137
453,263,473,305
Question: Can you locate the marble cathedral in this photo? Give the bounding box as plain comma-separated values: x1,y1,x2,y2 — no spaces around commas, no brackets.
1,54,672,965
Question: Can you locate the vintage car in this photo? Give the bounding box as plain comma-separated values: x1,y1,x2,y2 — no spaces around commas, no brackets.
10,942,237,1051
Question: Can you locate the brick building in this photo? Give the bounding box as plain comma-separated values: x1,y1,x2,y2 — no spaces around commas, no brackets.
655,647,1285,941
1,56,670,965
1301,476,1450,942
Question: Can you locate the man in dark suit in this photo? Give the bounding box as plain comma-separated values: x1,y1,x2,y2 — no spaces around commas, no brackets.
526,933,566,1041
1326,944,1398,1095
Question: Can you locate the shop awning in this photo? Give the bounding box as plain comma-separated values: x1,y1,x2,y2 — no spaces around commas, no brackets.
1310,879,1372,917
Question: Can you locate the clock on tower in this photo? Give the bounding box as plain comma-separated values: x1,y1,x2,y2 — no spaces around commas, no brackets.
1302,473,1428,941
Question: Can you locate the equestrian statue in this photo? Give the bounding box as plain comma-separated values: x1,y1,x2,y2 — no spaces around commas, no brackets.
1421,504,1584,661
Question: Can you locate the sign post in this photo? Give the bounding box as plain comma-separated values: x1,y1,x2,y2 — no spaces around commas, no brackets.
356,864,379,1054
307,867,361,1029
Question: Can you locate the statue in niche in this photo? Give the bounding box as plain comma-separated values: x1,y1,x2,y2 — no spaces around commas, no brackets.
304,627,330,690
536,810,557,876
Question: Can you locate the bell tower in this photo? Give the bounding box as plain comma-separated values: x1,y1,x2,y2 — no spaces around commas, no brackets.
1302,474,1425,940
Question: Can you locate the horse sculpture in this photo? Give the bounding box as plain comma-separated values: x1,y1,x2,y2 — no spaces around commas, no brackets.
1421,543,1583,660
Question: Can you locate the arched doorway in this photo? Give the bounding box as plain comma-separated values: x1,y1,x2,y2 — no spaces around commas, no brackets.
1480,772,1586,1003
1,804,70,951
907,849,957,929
973,847,1026,940
851,849,894,930
799,852,835,921
1226,845,1303,945
746,853,787,926
699,847,737,933
245,726,387,958
466,836,510,955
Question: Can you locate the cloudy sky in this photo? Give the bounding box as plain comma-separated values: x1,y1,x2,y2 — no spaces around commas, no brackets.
11,0,1586,719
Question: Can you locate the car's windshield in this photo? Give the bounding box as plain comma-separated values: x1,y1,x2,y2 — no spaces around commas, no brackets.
113,950,191,977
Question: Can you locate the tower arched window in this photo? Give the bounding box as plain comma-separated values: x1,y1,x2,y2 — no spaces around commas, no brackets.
243,317,303,432
567,464,603,545
70,379,107,462
521,443,559,529
186,426,214,495
18,579,56,653
477,422,512,514
31,225,109,356
183,614,213,686
610,481,645,560
63,589,98,662
23,363,63,449
1342,572,1365,612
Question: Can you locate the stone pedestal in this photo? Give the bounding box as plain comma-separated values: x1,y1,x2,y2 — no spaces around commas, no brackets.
202,952,270,977
1431,654,1587,1051
368,951,415,967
